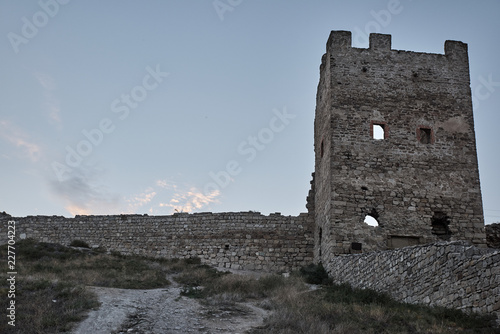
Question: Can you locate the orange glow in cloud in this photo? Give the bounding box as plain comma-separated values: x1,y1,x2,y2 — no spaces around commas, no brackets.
0,121,42,162
160,188,220,213
125,189,157,213
65,205,92,216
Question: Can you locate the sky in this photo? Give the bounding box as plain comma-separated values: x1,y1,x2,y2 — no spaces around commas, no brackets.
0,0,499,223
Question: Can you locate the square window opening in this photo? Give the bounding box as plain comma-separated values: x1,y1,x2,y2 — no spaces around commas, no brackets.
418,127,433,144
372,123,386,140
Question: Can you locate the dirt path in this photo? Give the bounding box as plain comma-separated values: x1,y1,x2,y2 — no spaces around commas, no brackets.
72,279,268,334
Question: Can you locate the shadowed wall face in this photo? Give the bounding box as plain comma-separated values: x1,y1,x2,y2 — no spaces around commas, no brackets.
325,241,500,323
314,31,486,259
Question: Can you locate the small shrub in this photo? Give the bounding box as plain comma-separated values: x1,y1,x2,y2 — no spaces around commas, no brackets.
323,283,394,306
204,274,257,299
110,250,123,257
14,239,83,261
184,257,202,265
180,286,204,298
175,265,226,288
299,262,331,285
69,240,90,248
258,275,286,293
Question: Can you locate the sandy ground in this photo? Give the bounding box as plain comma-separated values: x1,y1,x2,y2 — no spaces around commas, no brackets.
72,273,269,334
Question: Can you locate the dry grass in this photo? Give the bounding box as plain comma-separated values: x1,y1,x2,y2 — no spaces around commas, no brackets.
248,276,498,334
28,253,168,288
175,263,497,333
0,239,185,333
0,240,497,334
0,278,100,334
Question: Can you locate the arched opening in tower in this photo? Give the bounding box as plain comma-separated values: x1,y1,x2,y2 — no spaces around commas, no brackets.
364,208,380,227
364,215,379,227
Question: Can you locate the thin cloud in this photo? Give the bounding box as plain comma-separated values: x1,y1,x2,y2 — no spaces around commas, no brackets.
54,175,221,216
35,72,56,90
126,189,157,213
49,167,120,216
46,95,61,125
127,179,221,214
34,72,62,128
156,179,177,190
65,205,92,216
159,187,220,213
0,120,42,162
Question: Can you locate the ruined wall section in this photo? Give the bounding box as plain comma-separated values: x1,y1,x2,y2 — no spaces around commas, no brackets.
313,38,337,263
0,212,314,272
325,241,500,324
315,31,485,258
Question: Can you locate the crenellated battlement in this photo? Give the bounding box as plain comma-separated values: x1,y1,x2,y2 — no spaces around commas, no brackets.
325,30,468,61
369,33,391,50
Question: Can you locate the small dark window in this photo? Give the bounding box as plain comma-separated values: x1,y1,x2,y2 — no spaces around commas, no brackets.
431,212,452,240
350,242,362,254
320,139,324,158
418,126,433,144
351,242,362,251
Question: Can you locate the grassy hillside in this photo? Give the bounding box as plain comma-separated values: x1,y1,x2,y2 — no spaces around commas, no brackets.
0,239,497,333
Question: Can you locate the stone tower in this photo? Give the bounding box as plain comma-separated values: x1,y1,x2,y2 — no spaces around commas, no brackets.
313,31,486,262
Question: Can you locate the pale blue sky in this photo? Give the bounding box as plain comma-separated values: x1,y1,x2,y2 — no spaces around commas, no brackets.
1,1,499,223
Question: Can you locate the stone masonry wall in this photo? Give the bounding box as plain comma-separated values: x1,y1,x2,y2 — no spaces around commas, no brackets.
486,223,500,249
0,212,314,272
325,241,500,323
314,31,485,260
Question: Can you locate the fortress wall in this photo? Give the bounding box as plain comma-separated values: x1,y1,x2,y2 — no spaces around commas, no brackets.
325,241,500,323
0,212,314,272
